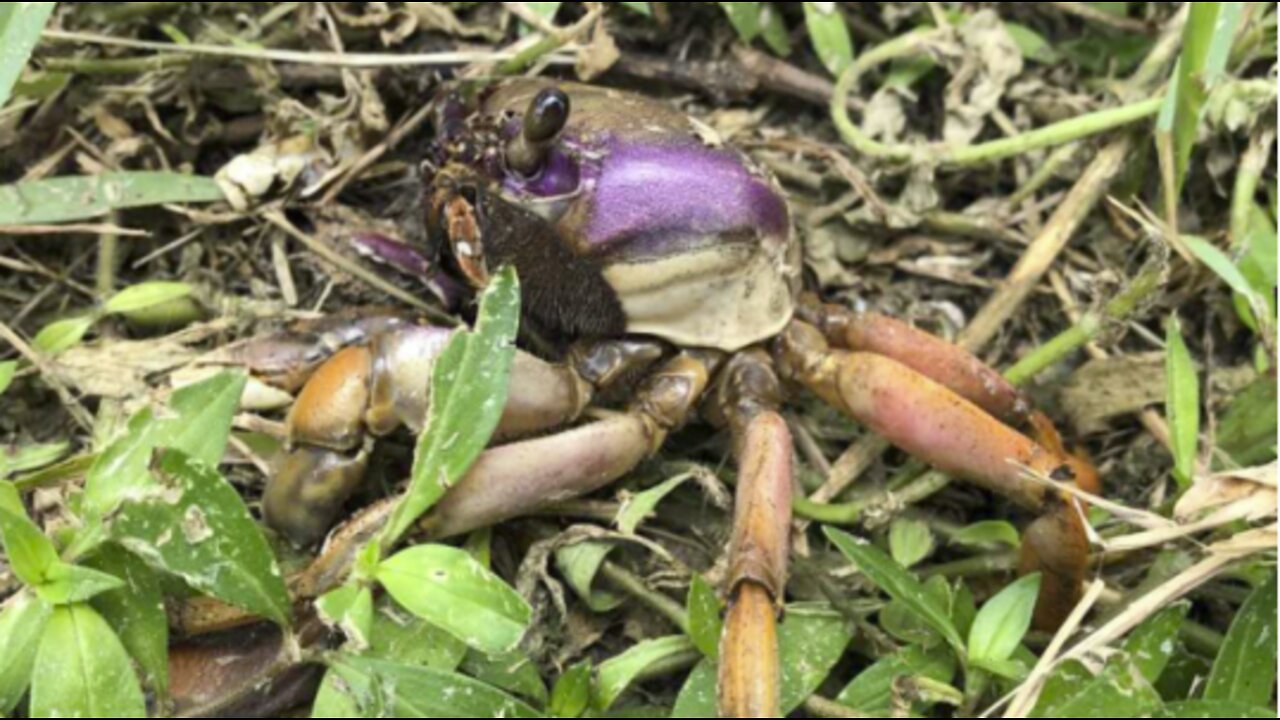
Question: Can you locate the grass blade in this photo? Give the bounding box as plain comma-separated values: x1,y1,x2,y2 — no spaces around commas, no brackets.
0,3,57,109
1204,574,1278,705
0,172,225,226
1165,316,1201,489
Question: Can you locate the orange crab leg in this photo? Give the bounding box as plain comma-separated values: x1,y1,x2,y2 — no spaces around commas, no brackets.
776,321,1088,629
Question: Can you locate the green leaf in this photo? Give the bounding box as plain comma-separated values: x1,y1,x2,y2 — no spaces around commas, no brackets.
318,584,375,650
29,604,147,718
524,2,562,24
34,562,125,605
1158,3,1246,193
1165,316,1201,488
84,547,169,697
617,473,693,535
824,526,964,654
760,3,793,56
1205,574,1278,705
619,2,651,16
378,544,531,656
673,604,854,717
367,603,468,672
324,655,544,718
312,670,366,718
1155,701,1278,718
109,448,291,627
0,482,60,587
951,520,1021,550
1004,22,1060,64
79,370,246,534
2,442,70,478
889,518,935,568
0,361,15,396
383,266,520,546
836,646,957,713
804,2,855,76
720,2,763,41
0,172,226,226
551,662,592,718
1124,602,1190,684
1236,204,1278,334
0,592,51,715
597,637,699,711
0,2,57,110
687,574,723,659
104,281,194,315
555,540,624,613
1183,235,1267,325
1032,657,1163,718
32,315,96,356
462,650,548,705
1218,376,1278,467
968,574,1041,665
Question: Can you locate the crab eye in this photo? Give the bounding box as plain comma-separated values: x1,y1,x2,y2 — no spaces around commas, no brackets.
506,87,571,177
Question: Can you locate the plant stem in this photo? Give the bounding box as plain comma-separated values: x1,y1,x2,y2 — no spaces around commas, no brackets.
41,54,192,75
599,562,690,633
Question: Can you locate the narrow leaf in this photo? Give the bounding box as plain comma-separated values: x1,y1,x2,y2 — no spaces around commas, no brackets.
109,449,291,627
29,604,147,718
619,2,652,16
555,540,624,613
1165,316,1201,488
0,361,15,396
804,2,855,76
85,547,170,697
0,172,226,226
461,650,548,705
687,575,723,659
720,2,763,42
34,562,125,606
889,518,935,568
104,281,194,315
325,655,544,719
969,574,1041,664
551,662,593,718
836,646,957,713
0,3,57,109
951,521,1021,550
0,482,60,587
378,544,532,656
595,636,698,711
825,526,964,654
760,3,793,56
1205,574,1278,705
32,315,96,356
383,267,520,546
0,593,51,715
617,473,693,536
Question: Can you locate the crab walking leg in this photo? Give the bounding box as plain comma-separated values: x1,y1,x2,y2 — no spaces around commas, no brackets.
709,352,794,719
776,322,1088,628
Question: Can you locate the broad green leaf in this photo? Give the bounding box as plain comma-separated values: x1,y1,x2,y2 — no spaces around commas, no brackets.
1165,316,1200,488
804,2,854,76
34,562,125,605
29,604,147,718
687,574,723,659
597,637,699,711
1157,646,1214,702
720,2,763,41
0,483,60,587
0,172,226,226
104,281,194,315
1005,22,1060,64
616,473,693,535
1218,376,1278,467
673,604,854,717
32,315,95,356
462,650,548,705
378,544,531,656
836,646,957,713
551,662,592,718
951,520,1021,550
1155,701,1278,718
109,449,291,627
368,604,468,672
0,361,15,395
0,3,57,109
889,518,935,568
84,547,169,697
555,540,624,613
881,576,954,649
968,574,1041,665
1032,657,1163,718
2,441,70,478
1124,602,1190,684
382,267,520,546
324,655,544,719
760,3,793,56
312,670,365,718
317,584,375,650
79,370,245,531
825,526,964,654
1205,574,1278,705
0,593,51,715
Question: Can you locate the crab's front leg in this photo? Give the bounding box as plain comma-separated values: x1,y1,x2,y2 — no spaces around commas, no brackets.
775,316,1092,630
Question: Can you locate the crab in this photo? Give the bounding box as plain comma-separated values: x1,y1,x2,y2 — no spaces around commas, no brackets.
217,78,1097,717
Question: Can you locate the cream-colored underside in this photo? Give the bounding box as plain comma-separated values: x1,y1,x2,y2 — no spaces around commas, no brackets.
604,241,798,352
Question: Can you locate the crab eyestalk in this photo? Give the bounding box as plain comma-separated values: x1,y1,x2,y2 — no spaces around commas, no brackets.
713,352,794,719
506,87,570,177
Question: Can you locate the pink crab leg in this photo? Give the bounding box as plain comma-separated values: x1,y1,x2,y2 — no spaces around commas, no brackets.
775,321,1088,629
